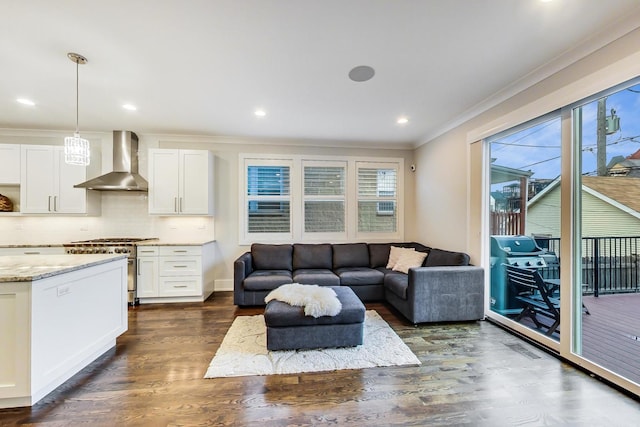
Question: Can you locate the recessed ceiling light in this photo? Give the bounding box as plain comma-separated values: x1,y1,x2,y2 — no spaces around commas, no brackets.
122,104,137,111
349,65,375,82
17,98,35,106
255,109,266,117
397,117,409,125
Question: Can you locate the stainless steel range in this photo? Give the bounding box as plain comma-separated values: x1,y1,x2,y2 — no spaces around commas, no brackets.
64,237,157,306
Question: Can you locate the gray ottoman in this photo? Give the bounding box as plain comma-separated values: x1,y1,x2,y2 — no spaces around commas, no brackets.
264,286,366,351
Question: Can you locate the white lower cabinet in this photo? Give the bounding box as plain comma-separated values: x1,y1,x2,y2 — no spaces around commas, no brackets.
0,247,66,256
137,243,215,303
136,247,159,298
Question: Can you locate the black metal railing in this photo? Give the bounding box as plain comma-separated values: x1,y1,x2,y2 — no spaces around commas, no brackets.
533,236,640,296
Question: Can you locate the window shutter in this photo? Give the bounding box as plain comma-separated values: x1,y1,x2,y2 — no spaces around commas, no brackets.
357,166,397,233
303,165,345,233
247,165,291,233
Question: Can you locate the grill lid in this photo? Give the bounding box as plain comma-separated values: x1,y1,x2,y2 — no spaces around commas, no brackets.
491,235,543,255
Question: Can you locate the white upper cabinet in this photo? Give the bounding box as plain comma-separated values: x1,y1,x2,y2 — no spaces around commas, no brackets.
148,149,214,215
0,144,20,184
20,145,88,214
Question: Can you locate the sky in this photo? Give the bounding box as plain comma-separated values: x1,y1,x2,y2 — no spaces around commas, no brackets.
490,81,640,187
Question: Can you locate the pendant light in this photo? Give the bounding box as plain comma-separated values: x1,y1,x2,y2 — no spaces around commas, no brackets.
64,52,90,166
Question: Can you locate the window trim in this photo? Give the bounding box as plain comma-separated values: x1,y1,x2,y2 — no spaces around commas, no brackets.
239,154,404,244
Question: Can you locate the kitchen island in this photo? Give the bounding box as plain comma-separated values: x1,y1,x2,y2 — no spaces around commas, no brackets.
0,254,128,408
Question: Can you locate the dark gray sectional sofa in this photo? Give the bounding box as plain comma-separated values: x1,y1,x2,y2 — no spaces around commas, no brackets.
234,242,485,324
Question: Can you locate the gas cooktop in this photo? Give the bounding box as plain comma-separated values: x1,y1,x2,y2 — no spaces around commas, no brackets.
68,237,158,245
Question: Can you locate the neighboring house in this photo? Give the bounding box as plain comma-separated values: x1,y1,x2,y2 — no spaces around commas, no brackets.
526,176,640,238
608,148,640,177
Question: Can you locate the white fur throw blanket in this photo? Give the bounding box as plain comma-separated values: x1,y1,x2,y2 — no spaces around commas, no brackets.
265,284,342,318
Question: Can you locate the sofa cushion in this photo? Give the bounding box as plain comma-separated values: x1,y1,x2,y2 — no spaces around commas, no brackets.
368,243,392,268
251,243,293,271
424,248,470,267
335,267,384,286
384,272,409,300
386,246,415,269
243,270,293,291
293,269,340,286
293,244,333,270
392,250,428,274
264,286,365,327
403,242,431,253
333,243,370,269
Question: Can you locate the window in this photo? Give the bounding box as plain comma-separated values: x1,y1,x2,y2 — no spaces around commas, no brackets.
357,163,398,233
240,155,403,243
303,162,346,235
245,161,292,237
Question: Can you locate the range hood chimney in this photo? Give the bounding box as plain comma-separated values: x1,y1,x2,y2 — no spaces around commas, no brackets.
74,130,148,191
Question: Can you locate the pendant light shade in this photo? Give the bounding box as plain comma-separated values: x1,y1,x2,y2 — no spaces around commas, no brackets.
65,52,90,166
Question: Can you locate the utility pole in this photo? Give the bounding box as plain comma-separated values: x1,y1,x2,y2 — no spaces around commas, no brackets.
597,97,607,176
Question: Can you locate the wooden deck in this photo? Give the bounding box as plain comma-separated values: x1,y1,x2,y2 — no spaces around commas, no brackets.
582,293,640,385
515,293,640,385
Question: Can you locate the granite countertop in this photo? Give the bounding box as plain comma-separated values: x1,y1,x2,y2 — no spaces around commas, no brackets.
0,243,65,248
0,254,127,282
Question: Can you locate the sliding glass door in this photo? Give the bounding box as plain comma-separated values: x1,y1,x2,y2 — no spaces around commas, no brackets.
573,82,640,385
485,77,640,392
487,114,562,343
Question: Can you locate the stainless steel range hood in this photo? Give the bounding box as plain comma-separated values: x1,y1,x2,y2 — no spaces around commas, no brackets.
74,130,148,191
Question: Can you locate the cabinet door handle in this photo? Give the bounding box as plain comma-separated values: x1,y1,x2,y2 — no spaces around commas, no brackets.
179,197,183,213
48,196,52,212
137,259,141,275
53,196,58,212
174,197,178,213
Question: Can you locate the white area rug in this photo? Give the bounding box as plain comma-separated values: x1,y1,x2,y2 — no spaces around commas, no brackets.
204,310,421,378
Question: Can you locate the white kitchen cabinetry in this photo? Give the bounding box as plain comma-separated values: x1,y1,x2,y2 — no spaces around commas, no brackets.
0,144,20,184
136,246,159,298
0,246,65,256
148,149,214,215
20,145,93,214
137,243,215,303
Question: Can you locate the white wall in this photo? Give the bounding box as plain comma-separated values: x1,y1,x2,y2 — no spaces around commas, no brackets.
415,26,640,266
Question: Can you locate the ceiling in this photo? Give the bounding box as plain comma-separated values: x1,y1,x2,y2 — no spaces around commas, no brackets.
2,0,640,149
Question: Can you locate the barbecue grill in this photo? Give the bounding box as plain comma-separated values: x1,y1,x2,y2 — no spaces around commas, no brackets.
490,235,558,315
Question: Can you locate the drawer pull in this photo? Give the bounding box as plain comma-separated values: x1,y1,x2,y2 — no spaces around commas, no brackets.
172,265,188,268
24,251,41,255
173,285,188,288
173,250,188,253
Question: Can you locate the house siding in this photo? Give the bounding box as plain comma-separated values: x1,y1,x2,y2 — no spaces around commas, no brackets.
526,186,561,237
527,186,640,239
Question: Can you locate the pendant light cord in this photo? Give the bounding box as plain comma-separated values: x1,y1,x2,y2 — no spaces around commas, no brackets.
75,58,79,134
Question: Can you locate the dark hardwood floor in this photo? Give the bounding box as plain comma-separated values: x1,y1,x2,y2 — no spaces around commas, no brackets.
1,292,639,426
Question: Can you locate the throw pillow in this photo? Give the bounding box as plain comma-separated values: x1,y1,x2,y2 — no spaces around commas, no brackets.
386,246,414,269
392,250,428,274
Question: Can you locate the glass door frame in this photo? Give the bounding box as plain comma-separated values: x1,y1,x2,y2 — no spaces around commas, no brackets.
482,77,640,396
